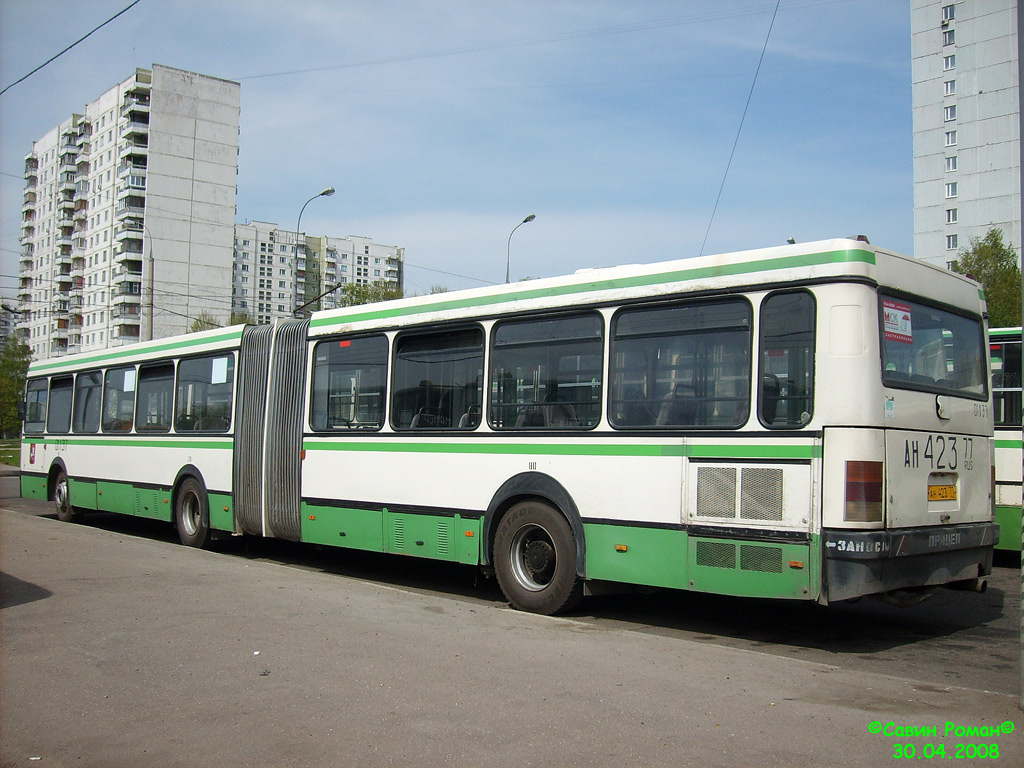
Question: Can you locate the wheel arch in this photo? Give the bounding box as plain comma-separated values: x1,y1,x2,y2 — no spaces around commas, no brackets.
172,465,209,528
47,457,69,501
483,472,587,578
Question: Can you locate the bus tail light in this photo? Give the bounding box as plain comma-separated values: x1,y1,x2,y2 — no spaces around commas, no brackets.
845,460,883,522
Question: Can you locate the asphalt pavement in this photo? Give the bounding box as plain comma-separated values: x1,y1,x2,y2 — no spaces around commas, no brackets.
1,471,1021,767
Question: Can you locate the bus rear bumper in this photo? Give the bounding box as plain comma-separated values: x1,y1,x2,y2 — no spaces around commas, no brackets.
821,522,999,603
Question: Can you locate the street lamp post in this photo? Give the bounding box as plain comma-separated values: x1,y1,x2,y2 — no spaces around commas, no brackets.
505,214,536,284
294,186,335,316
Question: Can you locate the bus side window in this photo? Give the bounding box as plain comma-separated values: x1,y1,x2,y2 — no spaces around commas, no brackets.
46,376,74,434
759,291,815,428
72,371,102,433
393,329,483,431
175,355,235,432
24,378,49,434
489,313,603,430
102,366,137,433
136,362,174,432
609,299,751,429
310,335,388,431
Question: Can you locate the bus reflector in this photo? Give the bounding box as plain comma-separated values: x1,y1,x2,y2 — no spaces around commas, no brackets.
845,460,883,522
615,544,628,552
789,560,804,569
465,531,474,537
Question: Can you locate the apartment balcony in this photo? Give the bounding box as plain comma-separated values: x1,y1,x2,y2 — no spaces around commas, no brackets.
58,196,75,215
113,322,142,343
117,181,146,202
120,120,149,141
116,198,146,220
118,160,147,179
59,174,77,194
112,303,142,319
54,252,72,268
113,271,143,293
76,158,90,178
22,190,36,211
74,200,88,222
119,140,148,160
121,90,151,116
21,222,35,241
50,338,70,356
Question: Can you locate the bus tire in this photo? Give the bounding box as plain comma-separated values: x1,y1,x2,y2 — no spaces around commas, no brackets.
493,500,582,615
175,476,210,548
53,470,82,523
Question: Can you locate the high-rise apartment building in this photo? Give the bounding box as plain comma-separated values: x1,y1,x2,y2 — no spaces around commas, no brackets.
911,0,1022,268
233,221,404,324
17,64,240,359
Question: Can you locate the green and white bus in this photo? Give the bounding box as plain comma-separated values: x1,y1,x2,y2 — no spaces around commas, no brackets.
990,327,1021,552
21,238,999,614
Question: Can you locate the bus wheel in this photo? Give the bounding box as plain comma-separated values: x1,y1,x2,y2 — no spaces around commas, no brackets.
493,501,582,615
175,477,210,548
54,470,82,523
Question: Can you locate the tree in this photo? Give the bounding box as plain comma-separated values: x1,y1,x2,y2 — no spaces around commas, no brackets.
188,311,220,333
336,282,403,307
0,339,32,439
229,310,256,325
949,227,1021,328
428,284,449,294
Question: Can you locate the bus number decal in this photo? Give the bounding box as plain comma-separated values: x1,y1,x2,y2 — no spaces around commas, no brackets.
904,436,974,471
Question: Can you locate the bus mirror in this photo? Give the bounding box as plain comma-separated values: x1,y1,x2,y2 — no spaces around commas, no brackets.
16,401,25,422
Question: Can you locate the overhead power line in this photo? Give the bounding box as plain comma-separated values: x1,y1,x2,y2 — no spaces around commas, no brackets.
0,0,144,97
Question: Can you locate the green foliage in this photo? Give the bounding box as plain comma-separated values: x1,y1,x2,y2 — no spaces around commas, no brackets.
336,282,404,307
0,339,32,439
188,311,221,333
949,228,1021,328
229,310,256,326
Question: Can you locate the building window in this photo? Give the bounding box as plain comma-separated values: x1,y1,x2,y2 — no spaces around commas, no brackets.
943,54,955,71
946,234,958,250
945,156,958,172
946,208,958,224
944,130,957,147
943,105,956,122
945,182,958,198
942,29,955,46
942,4,955,21
944,79,956,96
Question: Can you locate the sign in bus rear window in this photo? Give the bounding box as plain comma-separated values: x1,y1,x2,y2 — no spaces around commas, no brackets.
880,295,986,400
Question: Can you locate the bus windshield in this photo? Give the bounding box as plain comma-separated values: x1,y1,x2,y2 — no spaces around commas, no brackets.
880,295,986,399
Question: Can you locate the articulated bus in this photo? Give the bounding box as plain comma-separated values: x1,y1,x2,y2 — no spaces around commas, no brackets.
990,327,1022,552
21,238,999,614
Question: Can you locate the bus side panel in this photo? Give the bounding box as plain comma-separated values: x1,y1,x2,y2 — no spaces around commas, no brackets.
583,523,687,589
134,487,172,522
384,509,458,562
21,472,47,501
995,506,1022,551
302,502,384,552
96,480,136,515
209,492,234,532
68,478,98,510
687,536,813,599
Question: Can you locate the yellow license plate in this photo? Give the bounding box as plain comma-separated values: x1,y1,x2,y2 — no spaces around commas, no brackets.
928,484,957,501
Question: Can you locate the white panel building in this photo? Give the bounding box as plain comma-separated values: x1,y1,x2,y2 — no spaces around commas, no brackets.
233,221,404,324
911,0,1022,267
17,64,240,359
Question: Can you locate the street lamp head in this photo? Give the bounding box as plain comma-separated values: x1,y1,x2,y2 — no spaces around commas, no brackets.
321,187,336,197
523,214,536,223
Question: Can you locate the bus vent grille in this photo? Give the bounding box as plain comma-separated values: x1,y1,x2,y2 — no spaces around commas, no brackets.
393,518,405,551
740,544,783,573
739,468,783,521
695,540,736,569
436,522,449,555
695,467,737,518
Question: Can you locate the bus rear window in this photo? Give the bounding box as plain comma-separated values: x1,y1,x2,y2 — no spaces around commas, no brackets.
880,296,985,399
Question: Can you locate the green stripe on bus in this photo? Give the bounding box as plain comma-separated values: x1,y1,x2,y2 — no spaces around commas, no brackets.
27,437,233,450
994,439,1023,449
29,328,244,374
310,248,875,329
302,440,821,460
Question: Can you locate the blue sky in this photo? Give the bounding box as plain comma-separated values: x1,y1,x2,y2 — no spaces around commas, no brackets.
1,0,912,295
